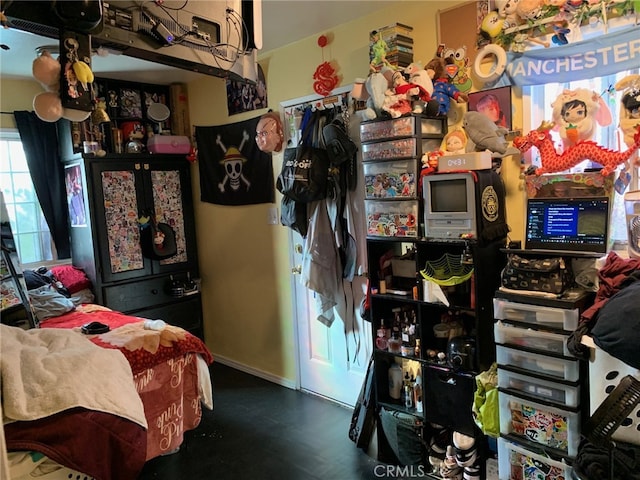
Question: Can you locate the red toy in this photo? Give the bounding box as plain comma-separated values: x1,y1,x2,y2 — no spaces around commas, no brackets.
514,122,640,176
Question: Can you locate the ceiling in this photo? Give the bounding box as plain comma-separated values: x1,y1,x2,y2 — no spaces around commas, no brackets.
0,1,392,84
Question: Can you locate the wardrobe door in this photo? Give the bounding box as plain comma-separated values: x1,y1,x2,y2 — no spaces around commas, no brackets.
91,159,153,283
145,159,199,276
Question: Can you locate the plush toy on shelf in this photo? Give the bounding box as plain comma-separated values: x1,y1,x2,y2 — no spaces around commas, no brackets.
463,111,519,158
551,88,612,151
382,70,439,118
404,62,434,96
426,56,468,116
351,67,394,120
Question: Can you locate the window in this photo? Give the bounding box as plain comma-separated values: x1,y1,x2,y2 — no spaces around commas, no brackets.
0,130,56,264
523,68,640,245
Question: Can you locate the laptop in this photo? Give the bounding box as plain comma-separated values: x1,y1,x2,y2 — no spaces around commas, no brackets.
524,196,610,256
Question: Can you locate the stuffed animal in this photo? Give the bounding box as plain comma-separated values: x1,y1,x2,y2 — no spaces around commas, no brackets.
352,68,394,120
426,56,468,116
496,0,522,29
614,74,640,149
463,111,519,158
404,62,434,96
383,70,439,118
514,122,640,176
551,88,612,150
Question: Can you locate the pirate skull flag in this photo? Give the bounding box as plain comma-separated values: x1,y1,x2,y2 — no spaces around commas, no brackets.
196,116,275,205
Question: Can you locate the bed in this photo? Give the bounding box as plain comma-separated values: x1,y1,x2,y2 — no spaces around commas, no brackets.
1,265,214,480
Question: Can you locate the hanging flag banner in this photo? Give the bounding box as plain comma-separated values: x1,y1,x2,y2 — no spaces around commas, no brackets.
495,27,640,87
196,116,275,206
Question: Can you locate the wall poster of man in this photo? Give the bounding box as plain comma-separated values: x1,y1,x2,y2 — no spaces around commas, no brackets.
468,86,512,130
226,64,268,115
65,164,87,227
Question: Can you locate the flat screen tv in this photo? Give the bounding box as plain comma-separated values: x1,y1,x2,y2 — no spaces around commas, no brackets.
525,197,610,254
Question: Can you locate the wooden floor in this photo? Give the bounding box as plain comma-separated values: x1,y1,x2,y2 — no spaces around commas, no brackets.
138,362,388,480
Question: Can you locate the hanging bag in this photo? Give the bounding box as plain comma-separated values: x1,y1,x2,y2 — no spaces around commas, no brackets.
276,144,329,203
276,109,329,203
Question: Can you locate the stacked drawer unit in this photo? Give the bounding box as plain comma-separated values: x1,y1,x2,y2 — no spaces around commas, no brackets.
361,114,446,239
492,291,591,480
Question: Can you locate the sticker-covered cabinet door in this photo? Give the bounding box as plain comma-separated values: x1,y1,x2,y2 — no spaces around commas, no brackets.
146,162,198,275
92,160,152,283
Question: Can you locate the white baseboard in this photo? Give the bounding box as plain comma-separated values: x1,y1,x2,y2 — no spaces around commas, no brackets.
212,354,298,391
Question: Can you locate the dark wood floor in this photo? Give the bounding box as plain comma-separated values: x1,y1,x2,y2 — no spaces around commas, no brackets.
138,362,388,480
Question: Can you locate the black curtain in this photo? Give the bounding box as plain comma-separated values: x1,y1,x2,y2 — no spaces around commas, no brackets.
13,111,71,259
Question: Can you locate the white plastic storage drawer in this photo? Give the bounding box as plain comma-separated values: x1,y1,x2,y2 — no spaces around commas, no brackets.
498,367,580,407
494,298,579,331
498,437,573,480
496,345,580,382
359,115,444,142
494,321,574,357
366,200,418,238
361,137,416,161
499,390,580,456
360,116,417,142
363,160,417,199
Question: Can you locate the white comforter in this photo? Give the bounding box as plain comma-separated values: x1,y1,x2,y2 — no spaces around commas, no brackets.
0,324,147,428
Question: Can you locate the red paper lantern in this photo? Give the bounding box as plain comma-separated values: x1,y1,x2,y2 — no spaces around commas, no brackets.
318,35,328,48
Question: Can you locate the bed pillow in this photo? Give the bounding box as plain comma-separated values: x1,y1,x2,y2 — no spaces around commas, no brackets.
70,288,95,306
49,265,92,294
28,285,75,321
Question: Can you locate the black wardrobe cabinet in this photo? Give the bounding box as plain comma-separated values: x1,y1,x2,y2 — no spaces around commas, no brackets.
61,151,203,339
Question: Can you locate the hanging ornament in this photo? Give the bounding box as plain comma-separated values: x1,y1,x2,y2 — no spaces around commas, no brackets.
313,34,339,96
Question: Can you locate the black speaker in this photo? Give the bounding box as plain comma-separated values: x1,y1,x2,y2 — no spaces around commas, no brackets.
53,0,103,33
241,0,262,50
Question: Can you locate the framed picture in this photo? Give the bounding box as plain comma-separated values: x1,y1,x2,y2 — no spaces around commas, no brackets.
467,85,512,131
65,164,87,227
226,64,268,116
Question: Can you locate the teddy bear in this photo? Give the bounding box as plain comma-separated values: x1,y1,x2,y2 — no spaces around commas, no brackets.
426,56,468,116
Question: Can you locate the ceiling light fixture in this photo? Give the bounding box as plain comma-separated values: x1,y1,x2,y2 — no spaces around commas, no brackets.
35,45,59,56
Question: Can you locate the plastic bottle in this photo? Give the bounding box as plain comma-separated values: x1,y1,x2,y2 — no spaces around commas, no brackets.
413,373,423,413
376,319,389,350
388,363,403,400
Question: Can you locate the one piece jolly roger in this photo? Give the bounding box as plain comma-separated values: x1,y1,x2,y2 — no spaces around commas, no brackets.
216,130,251,193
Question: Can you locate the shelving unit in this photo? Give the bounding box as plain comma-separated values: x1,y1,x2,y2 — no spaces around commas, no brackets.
493,252,594,480
361,114,507,477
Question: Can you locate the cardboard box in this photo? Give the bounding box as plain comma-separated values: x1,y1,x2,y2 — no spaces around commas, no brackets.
170,83,191,137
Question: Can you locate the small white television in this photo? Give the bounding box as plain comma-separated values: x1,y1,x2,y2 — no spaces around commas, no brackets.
422,172,478,240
